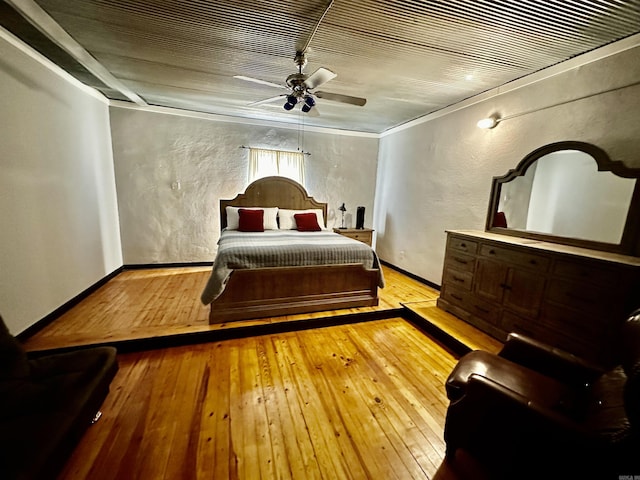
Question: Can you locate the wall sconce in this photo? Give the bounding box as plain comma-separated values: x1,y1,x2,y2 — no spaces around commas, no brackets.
338,202,346,229
476,115,501,129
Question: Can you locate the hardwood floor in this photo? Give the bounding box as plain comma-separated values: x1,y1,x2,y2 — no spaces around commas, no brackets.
20,265,500,479
23,264,443,352
57,318,490,480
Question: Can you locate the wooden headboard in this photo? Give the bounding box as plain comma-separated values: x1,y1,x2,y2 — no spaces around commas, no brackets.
220,176,328,230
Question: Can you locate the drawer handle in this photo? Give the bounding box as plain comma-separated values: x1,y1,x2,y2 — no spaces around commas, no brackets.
500,283,512,290
460,243,466,248
452,275,465,283
453,257,468,265
488,249,496,255
451,294,463,301
530,259,538,265
474,305,490,314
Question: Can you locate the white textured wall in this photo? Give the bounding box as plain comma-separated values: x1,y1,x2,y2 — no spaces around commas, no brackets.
109,108,379,264
0,30,122,334
374,43,640,285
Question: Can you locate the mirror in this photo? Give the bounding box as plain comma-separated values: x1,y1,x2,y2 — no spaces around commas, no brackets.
486,141,640,255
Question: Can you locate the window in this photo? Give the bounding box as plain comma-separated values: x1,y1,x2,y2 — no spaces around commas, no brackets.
248,148,305,185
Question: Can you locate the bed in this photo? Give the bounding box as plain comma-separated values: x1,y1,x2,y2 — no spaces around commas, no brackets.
200,176,383,324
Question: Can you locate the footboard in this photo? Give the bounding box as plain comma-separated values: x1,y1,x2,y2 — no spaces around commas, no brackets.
208,263,379,324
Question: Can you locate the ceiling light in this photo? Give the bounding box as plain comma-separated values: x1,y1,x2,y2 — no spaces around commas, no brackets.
477,116,500,129
301,95,316,113
283,95,298,111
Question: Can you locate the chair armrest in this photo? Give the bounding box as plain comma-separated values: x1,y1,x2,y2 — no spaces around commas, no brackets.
444,373,594,475
498,333,604,387
463,373,587,435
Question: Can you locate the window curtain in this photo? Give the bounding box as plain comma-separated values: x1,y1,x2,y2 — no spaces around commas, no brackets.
249,148,305,185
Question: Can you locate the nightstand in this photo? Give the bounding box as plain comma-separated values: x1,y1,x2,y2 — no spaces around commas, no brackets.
333,228,374,246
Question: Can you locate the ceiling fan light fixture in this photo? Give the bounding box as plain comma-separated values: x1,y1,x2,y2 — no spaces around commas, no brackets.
301,95,315,113
284,95,298,110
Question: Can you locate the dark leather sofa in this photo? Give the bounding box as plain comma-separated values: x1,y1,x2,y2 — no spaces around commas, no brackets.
0,315,118,480
444,308,640,478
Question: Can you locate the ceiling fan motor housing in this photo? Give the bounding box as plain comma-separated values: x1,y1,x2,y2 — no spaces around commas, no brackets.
286,73,308,97
294,51,308,69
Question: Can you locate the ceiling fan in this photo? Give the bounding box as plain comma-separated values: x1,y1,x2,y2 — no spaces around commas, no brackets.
235,50,367,115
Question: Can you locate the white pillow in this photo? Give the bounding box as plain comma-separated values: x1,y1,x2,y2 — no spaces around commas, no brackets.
278,209,326,230
226,206,279,230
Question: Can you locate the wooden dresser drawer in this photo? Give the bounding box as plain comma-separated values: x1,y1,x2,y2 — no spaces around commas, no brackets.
447,235,478,255
553,259,620,288
502,311,542,338
442,268,474,291
441,287,499,324
479,243,550,273
504,310,600,361
546,278,619,316
541,302,610,336
444,252,476,273
346,231,372,245
333,228,373,246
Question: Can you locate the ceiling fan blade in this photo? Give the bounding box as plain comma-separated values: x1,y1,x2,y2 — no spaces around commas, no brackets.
315,91,367,107
234,75,287,90
247,94,286,106
303,67,337,90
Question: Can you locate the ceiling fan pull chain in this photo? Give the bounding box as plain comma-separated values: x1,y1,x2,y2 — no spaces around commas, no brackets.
300,0,334,54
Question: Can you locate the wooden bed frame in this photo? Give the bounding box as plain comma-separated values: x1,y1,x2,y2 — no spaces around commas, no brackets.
208,176,379,324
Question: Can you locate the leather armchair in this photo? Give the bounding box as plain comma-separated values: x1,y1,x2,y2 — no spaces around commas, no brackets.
443,309,640,478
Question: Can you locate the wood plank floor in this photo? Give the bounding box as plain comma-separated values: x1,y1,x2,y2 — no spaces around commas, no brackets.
21,265,500,479
404,302,502,354
23,264,443,352
57,318,490,480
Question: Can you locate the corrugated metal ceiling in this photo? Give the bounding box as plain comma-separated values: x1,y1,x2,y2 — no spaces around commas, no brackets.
4,0,640,132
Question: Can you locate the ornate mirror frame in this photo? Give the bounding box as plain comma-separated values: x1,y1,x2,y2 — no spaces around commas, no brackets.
486,141,640,256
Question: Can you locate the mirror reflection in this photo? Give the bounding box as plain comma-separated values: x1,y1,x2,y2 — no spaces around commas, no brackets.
496,150,636,244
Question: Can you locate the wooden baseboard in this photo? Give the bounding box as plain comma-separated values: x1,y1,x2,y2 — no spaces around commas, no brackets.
379,260,441,291
124,261,213,269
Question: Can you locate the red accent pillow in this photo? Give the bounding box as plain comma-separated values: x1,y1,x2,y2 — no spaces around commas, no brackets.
238,208,264,232
493,211,508,228
294,212,321,231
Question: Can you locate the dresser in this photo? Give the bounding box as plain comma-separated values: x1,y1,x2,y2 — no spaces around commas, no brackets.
333,228,374,246
437,230,640,366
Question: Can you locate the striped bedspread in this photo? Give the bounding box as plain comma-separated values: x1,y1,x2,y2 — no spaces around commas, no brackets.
200,230,384,305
